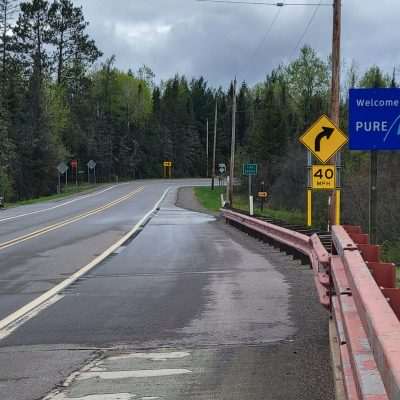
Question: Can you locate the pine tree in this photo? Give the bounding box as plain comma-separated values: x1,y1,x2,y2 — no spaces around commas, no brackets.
13,0,64,197
48,0,102,86
0,0,18,87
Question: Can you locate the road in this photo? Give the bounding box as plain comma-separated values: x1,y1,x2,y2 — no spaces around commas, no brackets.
0,180,333,400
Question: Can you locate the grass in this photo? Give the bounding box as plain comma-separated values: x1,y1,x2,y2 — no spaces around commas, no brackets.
233,193,305,225
5,183,104,208
193,186,225,212
194,187,305,225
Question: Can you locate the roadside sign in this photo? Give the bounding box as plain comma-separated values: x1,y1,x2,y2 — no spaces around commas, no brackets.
349,88,400,150
218,163,226,175
71,159,78,170
57,162,68,174
312,165,336,190
258,192,268,198
243,163,258,176
163,161,172,167
87,160,96,170
300,115,348,163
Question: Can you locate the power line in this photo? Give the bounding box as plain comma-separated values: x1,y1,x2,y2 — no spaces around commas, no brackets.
291,0,322,57
250,6,282,60
236,6,282,82
196,0,331,6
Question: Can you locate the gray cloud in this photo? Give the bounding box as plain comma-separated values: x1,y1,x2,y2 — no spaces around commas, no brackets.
75,0,400,87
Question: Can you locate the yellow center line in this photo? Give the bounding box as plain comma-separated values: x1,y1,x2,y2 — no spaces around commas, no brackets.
0,186,144,251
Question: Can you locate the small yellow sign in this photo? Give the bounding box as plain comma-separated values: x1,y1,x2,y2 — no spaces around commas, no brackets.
312,165,336,190
163,161,172,167
300,115,348,164
258,192,268,198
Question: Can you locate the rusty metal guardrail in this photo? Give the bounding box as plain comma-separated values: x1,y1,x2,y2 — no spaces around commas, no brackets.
221,209,400,400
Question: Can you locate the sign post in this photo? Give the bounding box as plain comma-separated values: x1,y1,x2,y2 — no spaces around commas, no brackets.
87,160,97,184
243,163,258,213
163,161,173,179
349,88,400,243
300,114,348,228
218,163,226,187
57,162,69,194
71,160,78,186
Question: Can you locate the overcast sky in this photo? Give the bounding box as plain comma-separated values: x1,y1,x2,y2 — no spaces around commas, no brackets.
74,0,399,87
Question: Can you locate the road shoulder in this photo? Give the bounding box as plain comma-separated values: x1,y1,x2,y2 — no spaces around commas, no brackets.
175,186,219,216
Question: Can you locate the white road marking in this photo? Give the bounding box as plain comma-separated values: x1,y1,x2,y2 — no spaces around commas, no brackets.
0,294,63,341
107,352,190,362
0,185,119,223
113,246,127,255
0,188,170,341
47,393,135,400
77,369,192,380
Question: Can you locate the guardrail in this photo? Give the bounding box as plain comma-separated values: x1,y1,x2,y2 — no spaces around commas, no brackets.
221,209,400,400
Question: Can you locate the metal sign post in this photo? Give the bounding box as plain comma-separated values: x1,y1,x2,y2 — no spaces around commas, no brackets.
307,151,312,227
71,160,78,186
87,160,97,184
243,163,258,213
218,163,226,188
57,162,69,194
260,181,266,212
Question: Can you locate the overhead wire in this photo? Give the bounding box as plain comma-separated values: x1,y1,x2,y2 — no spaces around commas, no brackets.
196,0,330,84
291,0,323,58
236,6,283,83
196,0,331,6
249,6,283,61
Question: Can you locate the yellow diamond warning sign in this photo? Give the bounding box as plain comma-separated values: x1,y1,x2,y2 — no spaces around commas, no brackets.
300,115,348,164
312,165,336,190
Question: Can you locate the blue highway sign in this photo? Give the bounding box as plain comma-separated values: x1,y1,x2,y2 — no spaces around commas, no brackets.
349,88,400,150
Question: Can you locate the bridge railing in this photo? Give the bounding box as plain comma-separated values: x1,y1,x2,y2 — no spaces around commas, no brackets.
221,209,400,400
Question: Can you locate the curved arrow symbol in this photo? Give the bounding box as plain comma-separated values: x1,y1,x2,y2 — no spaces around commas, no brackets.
315,127,334,152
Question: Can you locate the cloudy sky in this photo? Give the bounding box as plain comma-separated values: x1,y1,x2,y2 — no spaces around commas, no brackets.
74,0,399,87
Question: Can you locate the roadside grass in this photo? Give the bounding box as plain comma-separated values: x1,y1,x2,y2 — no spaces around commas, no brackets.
194,187,305,225
193,186,225,212
5,183,104,208
233,193,305,225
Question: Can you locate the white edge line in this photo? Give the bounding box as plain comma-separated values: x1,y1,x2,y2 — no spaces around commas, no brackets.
0,185,119,223
0,187,171,338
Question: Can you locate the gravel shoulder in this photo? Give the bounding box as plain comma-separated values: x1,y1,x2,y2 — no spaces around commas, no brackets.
176,186,219,216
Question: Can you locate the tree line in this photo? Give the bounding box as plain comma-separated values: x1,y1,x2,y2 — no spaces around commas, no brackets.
1,0,399,243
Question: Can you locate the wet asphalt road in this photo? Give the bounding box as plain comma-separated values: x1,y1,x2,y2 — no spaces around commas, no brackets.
0,182,333,400
0,180,204,320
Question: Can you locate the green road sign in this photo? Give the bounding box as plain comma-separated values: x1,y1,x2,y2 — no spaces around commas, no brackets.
243,163,258,176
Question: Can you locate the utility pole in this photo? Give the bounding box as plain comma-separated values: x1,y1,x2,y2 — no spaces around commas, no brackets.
211,97,218,190
206,118,209,177
329,0,341,227
228,78,237,206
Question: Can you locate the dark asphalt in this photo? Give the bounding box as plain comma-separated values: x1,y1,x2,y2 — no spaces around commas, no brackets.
0,180,205,320
0,184,333,400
